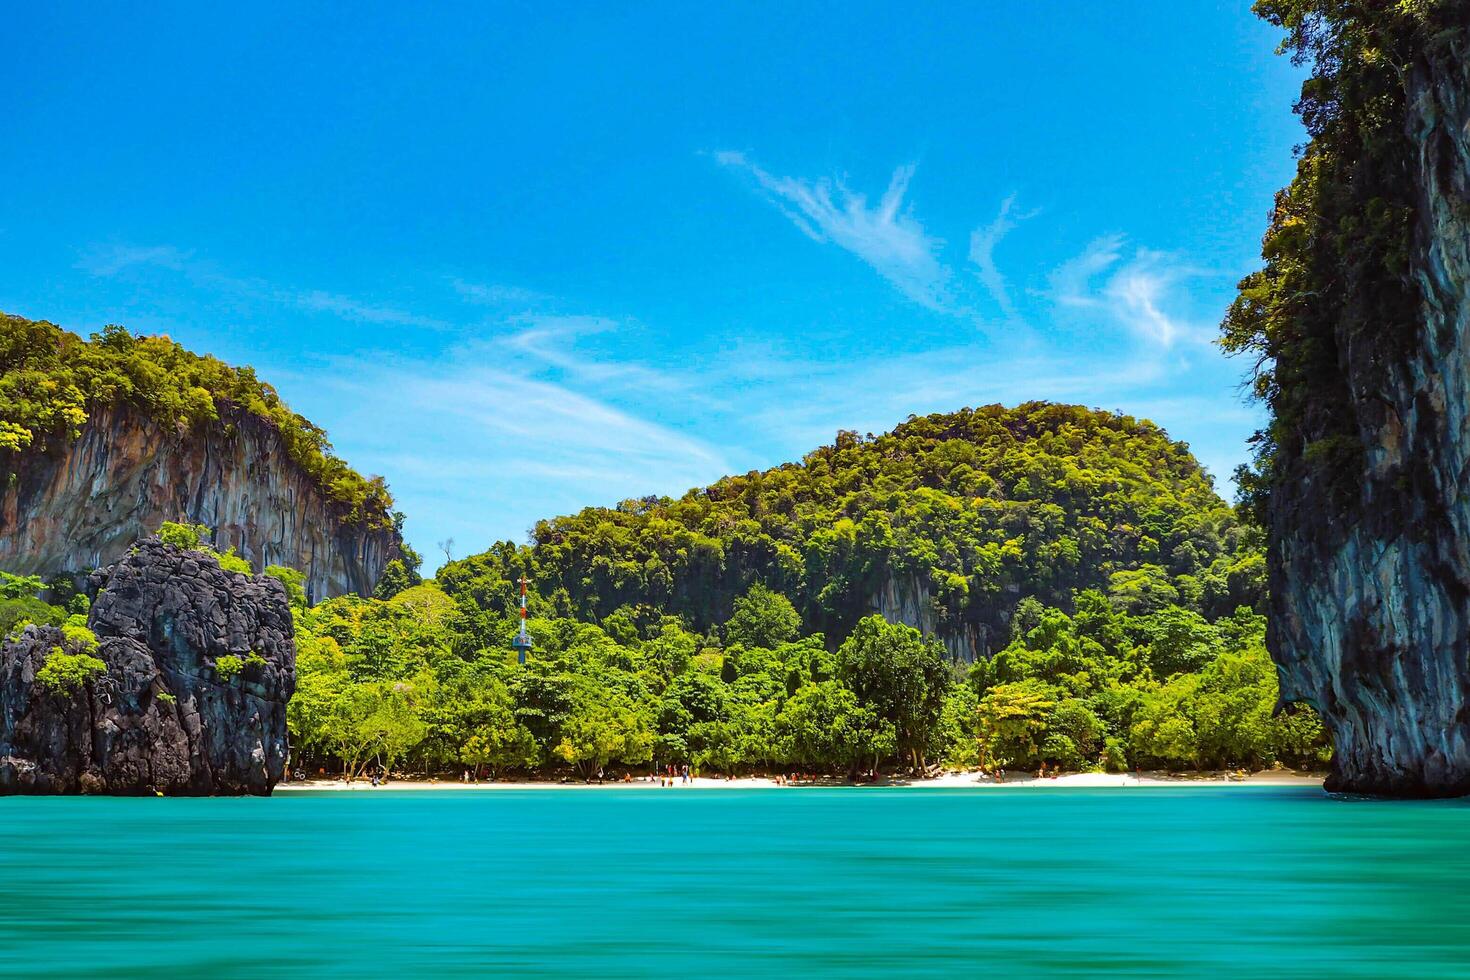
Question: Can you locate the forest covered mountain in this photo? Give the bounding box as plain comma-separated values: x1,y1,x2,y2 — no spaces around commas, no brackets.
261,403,1318,780
440,402,1265,660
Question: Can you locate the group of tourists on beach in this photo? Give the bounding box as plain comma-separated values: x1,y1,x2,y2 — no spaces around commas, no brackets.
653,764,690,786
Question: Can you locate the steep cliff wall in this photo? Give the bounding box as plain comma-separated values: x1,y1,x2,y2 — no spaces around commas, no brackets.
0,403,398,601
1261,18,1470,796
0,538,294,795
868,570,999,662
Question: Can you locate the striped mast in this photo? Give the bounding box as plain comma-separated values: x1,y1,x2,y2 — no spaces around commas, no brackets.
512,574,534,663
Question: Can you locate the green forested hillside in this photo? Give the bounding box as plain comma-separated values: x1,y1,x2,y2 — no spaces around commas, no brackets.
440,403,1264,649
0,313,394,527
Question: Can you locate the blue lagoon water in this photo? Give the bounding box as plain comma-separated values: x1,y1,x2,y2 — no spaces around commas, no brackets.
2,786,1469,977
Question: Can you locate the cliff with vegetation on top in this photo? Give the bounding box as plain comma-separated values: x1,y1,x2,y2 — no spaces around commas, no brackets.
1224,1,1470,796
0,314,401,601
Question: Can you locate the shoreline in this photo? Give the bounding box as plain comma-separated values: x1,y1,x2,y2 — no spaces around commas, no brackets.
278,770,1326,792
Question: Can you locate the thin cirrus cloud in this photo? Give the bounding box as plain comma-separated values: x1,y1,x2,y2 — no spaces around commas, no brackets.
277,347,735,548
78,242,447,330
714,151,953,312
1048,234,1203,348
967,193,1037,317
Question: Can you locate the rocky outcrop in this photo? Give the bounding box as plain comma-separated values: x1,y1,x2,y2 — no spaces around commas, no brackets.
1270,30,1470,797
0,538,295,795
869,570,998,662
0,402,398,601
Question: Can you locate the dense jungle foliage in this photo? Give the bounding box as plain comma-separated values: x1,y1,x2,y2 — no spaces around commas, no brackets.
440,403,1267,659
277,404,1325,778
279,573,1327,780
1221,0,1464,517
0,313,394,528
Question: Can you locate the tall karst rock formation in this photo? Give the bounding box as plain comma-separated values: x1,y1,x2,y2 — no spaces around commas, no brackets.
0,314,401,601
1225,3,1470,796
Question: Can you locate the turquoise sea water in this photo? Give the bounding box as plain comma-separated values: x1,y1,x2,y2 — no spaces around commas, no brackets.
2,786,1469,978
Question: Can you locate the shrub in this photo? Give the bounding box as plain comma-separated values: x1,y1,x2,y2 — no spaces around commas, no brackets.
213,549,253,575
36,649,106,697
264,565,307,609
215,654,243,680
158,521,211,550
60,620,98,653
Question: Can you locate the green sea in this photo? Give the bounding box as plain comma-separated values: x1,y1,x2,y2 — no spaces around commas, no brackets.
3,786,1468,977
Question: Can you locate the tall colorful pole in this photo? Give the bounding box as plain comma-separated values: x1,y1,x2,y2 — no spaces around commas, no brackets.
512,574,534,664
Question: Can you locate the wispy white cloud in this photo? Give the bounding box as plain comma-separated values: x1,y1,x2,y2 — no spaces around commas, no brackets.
715,151,952,311
281,348,734,548
498,314,709,398
77,244,189,276
286,288,444,329
1049,234,1126,308
1048,236,1205,349
1101,249,1198,348
79,242,447,330
452,280,550,307
968,194,1036,316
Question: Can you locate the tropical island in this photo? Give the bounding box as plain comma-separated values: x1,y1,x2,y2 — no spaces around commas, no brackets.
1,0,1467,800
0,317,1328,787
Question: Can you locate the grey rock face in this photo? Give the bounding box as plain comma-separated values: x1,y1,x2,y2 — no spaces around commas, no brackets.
1271,41,1470,797
0,402,399,602
869,570,995,663
0,538,295,795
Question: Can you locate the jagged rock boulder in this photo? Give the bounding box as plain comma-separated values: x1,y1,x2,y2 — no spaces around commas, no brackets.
0,538,295,795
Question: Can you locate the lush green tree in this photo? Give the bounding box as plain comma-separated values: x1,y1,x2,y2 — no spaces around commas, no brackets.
836,615,951,769
975,679,1058,769
723,583,801,649
1132,607,1220,678
935,684,981,769
451,680,538,779
0,595,66,638
553,684,654,779
774,680,895,777
0,571,45,601
1107,565,1181,616
373,558,420,601
264,565,308,610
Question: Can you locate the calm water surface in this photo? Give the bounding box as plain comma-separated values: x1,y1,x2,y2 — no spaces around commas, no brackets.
2,786,1468,977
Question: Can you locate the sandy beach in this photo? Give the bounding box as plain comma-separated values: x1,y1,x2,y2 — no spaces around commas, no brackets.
279,770,1325,792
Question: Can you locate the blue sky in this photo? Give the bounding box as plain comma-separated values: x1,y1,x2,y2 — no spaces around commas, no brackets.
1,3,1303,568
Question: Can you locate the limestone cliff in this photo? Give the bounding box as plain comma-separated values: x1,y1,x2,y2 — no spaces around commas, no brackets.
1249,12,1470,796
0,538,294,795
0,402,399,602
869,570,999,663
